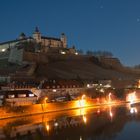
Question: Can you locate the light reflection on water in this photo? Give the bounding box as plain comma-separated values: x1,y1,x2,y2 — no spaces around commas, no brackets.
1,104,140,140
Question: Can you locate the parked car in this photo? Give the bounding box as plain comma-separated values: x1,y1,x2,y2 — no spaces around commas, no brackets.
55,97,66,102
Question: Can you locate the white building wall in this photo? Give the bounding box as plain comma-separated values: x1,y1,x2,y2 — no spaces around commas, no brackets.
6,97,37,106
0,42,18,52
8,47,24,64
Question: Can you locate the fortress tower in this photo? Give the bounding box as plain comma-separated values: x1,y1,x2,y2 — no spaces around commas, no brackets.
61,33,67,48
32,27,41,43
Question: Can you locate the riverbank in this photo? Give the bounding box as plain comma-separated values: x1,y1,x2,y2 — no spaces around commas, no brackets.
0,98,135,120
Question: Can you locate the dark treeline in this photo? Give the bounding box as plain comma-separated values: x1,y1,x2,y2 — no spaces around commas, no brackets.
77,49,113,58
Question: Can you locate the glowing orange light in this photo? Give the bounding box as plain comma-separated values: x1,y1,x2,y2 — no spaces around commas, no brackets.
110,111,113,117
108,93,112,103
76,94,86,108
135,108,138,113
83,115,87,123
81,94,86,100
109,106,113,120
46,124,50,131
130,107,137,114
97,109,100,114
138,80,140,88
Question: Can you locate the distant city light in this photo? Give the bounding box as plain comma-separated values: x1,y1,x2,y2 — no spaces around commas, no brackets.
109,111,113,117
83,115,87,123
130,107,137,114
100,88,104,93
127,91,137,105
138,80,140,88
109,107,113,121
76,94,87,108
52,89,57,92
54,122,58,127
61,51,66,54
87,84,90,88
108,93,112,103
97,109,100,114
45,124,50,132
1,49,6,52
81,94,86,100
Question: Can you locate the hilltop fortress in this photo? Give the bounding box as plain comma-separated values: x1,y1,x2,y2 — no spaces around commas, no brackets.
0,27,67,52
0,27,77,64
0,27,140,85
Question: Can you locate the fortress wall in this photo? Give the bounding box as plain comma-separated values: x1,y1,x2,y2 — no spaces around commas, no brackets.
47,54,90,62
23,52,90,63
8,48,23,64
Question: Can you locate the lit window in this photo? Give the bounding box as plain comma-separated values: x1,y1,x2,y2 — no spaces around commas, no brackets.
29,94,34,97
18,94,26,98
0,95,4,99
87,84,90,88
53,89,57,92
8,95,15,98
61,51,66,54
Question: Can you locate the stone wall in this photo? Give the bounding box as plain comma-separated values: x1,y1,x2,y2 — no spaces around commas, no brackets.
8,48,24,64
0,99,95,119
23,52,90,63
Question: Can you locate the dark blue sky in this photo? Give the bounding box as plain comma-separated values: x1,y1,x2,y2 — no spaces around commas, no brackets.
0,0,140,66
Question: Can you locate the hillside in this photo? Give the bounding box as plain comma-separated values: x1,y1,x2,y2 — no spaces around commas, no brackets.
0,53,140,83
34,55,140,80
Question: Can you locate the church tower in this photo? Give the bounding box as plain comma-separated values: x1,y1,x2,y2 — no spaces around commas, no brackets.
61,33,67,48
33,27,41,43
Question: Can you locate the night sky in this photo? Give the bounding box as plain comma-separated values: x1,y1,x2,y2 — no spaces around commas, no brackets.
0,0,140,66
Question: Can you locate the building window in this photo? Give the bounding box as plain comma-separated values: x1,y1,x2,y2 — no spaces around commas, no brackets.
53,89,57,92
29,94,34,97
18,94,26,98
0,95,4,99
8,95,15,98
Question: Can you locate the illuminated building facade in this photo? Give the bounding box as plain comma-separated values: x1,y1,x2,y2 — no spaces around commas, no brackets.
0,27,67,52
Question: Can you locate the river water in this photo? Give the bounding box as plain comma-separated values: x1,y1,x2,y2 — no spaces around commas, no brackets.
0,103,140,140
